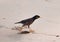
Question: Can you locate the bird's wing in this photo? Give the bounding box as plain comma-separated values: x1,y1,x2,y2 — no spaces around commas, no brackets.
20,18,32,23
15,18,32,24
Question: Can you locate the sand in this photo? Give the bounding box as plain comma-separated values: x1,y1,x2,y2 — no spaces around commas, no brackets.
0,0,60,42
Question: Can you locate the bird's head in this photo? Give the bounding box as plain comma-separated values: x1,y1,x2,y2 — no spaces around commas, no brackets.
33,15,40,19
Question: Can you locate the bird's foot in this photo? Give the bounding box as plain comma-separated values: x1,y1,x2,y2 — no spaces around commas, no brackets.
29,29,35,33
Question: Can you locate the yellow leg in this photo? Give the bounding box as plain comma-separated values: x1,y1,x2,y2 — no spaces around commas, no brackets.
29,28,35,33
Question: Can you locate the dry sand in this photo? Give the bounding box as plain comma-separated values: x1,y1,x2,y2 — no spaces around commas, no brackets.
0,0,60,42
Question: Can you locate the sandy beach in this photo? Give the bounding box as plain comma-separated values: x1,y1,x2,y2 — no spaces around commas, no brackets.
0,0,60,42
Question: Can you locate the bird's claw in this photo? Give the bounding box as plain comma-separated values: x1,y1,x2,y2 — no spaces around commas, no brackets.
29,29,35,33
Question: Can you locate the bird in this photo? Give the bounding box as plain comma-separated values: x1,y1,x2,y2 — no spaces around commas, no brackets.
15,15,40,32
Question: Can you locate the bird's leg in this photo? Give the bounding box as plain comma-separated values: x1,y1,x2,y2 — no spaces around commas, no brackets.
17,25,25,32
28,25,30,28
23,25,28,28
19,25,26,31
29,28,35,33
28,25,34,33
17,27,23,32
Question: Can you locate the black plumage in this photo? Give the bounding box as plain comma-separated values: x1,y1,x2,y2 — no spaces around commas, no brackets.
15,15,40,28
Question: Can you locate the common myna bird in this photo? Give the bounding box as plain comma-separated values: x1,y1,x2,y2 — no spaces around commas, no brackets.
15,15,40,32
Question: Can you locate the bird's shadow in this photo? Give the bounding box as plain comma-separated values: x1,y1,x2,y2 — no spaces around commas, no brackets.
18,31,30,34
7,31,30,41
